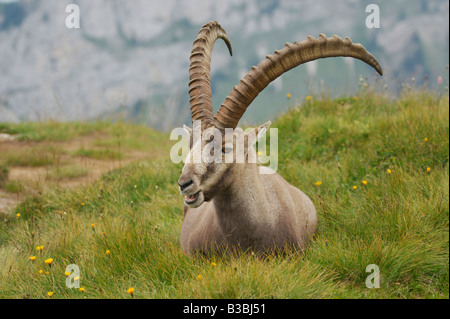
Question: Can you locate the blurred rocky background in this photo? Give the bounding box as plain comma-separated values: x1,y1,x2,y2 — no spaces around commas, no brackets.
0,0,448,129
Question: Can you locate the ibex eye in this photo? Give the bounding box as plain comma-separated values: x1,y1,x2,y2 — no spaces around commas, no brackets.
222,146,232,154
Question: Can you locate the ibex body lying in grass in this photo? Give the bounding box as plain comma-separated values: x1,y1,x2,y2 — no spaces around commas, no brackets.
178,21,382,255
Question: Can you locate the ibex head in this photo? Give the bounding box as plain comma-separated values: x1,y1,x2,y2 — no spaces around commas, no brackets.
179,121,270,208
178,21,382,208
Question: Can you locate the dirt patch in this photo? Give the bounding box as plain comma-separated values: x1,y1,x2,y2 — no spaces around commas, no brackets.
0,189,21,216
0,133,15,142
0,133,158,214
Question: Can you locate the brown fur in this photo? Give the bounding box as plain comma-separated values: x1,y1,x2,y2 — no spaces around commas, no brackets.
179,125,318,255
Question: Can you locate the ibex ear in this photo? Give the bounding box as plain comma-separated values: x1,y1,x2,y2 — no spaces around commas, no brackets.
183,125,192,136
255,121,271,141
183,125,194,148
245,121,271,147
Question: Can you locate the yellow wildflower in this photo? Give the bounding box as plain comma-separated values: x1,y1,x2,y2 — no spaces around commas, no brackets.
36,245,44,251
352,186,358,190
65,271,71,277
211,262,217,267
16,213,21,219
424,137,428,142
38,269,43,274
90,223,95,229
106,250,111,255
45,271,50,275
47,292,54,297
30,256,37,262
306,95,312,101
387,169,392,174
314,181,322,186
44,258,53,266
127,287,135,296
197,274,203,280
353,96,359,101
426,167,431,173
81,202,85,206
79,287,85,293
286,93,291,99
362,180,368,186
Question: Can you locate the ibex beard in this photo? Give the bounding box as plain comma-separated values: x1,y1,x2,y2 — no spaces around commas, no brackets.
177,21,382,256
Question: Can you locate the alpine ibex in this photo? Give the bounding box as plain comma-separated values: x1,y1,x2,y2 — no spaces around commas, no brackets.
178,21,382,255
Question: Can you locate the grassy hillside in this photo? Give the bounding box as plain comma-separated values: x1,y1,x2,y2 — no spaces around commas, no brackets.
0,90,448,299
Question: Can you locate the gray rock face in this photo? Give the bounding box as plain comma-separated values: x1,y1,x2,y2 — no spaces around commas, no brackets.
0,0,448,129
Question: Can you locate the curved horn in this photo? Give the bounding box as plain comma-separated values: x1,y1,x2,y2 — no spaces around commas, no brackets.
211,34,383,130
189,21,232,130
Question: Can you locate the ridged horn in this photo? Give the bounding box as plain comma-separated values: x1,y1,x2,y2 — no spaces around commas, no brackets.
211,34,383,130
189,21,232,130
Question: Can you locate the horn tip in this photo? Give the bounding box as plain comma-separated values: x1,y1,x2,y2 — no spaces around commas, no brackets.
377,67,383,76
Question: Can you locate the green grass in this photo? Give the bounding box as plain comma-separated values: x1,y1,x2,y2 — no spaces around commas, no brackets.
47,165,89,181
3,180,24,193
0,121,167,151
0,164,8,187
0,90,448,299
72,148,123,161
0,121,111,142
0,145,65,167
92,122,167,152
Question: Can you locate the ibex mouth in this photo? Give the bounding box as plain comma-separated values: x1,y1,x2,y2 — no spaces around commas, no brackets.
185,191,200,205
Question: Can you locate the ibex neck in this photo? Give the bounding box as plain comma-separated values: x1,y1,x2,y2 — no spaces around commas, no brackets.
213,163,273,244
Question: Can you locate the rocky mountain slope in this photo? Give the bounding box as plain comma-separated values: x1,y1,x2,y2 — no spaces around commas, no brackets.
0,0,448,129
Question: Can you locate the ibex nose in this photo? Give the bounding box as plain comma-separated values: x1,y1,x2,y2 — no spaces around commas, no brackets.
178,178,194,192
